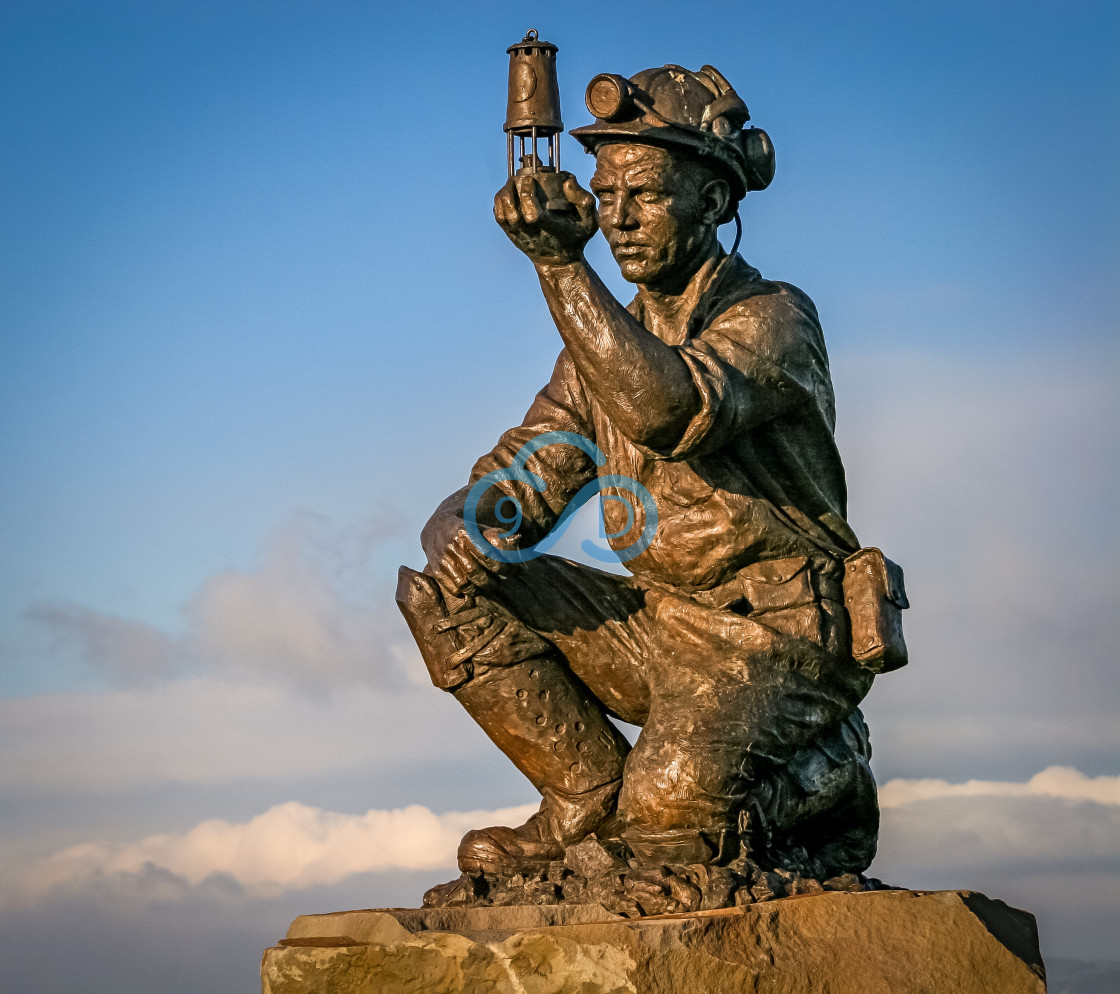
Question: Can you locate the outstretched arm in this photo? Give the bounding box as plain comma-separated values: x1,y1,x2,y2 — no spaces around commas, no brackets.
494,174,699,452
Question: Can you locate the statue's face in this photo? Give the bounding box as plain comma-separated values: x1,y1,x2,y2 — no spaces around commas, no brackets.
590,143,716,289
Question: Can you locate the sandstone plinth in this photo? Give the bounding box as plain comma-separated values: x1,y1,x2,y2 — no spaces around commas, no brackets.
261,889,1046,993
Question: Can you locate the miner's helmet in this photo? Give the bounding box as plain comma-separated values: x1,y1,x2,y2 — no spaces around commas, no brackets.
570,64,775,217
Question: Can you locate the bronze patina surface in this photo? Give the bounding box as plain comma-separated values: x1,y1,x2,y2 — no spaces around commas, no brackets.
396,36,909,913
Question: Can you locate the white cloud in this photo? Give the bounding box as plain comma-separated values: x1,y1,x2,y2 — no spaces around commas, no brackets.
870,759,1120,954
879,765,1120,808
184,542,387,689
6,800,538,907
0,676,492,794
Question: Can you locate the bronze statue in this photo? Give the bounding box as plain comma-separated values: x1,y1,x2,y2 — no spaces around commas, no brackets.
397,33,909,913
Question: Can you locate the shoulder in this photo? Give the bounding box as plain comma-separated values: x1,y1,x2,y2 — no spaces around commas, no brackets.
707,261,822,340
700,263,826,371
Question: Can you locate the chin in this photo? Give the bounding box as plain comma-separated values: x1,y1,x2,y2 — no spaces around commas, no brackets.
616,258,660,284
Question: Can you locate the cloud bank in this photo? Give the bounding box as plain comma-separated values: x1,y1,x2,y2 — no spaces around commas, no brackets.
878,766,1120,808
7,800,537,907
8,766,1116,914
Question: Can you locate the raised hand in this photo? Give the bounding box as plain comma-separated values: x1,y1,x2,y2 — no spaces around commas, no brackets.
494,172,597,265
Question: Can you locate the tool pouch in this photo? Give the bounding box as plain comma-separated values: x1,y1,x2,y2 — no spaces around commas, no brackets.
843,547,909,673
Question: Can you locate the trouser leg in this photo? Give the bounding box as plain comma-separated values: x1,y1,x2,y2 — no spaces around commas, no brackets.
399,551,877,873
395,563,634,868
616,582,874,866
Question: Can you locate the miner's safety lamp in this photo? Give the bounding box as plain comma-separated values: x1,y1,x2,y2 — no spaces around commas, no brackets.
504,29,563,178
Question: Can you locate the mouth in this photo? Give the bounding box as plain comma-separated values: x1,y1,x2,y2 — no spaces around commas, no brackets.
612,243,649,258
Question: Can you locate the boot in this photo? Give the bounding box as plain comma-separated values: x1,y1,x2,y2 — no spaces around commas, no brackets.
396,566,630,874
457,780,621,874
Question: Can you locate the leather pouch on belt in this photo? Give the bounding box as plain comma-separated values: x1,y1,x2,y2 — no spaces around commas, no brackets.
737,556,823,641
740,556,815,611
843,547,909,673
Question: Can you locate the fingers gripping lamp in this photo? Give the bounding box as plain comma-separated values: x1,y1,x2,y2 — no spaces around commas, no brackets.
505,29,570,210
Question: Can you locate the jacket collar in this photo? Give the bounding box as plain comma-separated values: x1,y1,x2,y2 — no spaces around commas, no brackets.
629,253,761,344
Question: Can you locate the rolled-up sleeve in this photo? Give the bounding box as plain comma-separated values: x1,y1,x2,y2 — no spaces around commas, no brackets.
652,285,829,460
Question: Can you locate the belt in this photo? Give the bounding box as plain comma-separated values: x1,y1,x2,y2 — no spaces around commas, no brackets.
688,555,844,614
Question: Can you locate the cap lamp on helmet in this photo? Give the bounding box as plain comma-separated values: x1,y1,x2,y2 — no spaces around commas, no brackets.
571,64,775,209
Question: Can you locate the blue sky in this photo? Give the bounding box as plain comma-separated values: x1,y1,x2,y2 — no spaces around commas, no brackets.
1,1,1118,990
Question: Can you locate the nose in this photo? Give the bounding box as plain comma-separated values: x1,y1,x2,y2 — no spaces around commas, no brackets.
599,194,637,231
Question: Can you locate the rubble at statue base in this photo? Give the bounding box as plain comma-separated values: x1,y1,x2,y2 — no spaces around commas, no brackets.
424,833,886,918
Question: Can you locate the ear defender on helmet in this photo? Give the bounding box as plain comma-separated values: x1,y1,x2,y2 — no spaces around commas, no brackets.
740,127,775,192
584,73,641,121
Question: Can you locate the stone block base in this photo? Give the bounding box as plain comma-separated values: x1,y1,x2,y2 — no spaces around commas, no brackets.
261,889,1046,993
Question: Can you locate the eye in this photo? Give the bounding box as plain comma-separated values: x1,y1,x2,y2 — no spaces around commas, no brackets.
635,191,663,205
